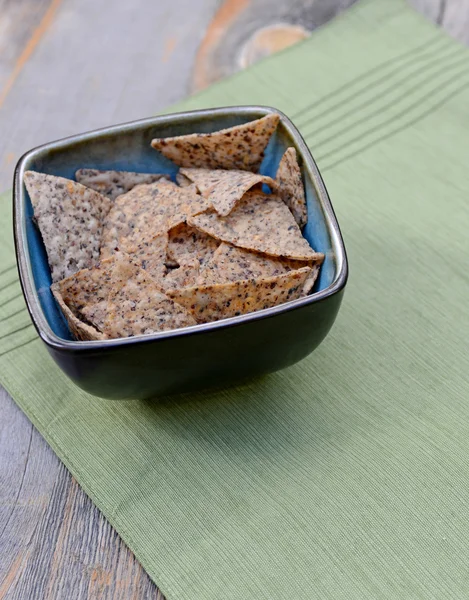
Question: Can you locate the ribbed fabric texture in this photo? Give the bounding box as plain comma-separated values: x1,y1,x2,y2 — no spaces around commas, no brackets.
2,1,469,598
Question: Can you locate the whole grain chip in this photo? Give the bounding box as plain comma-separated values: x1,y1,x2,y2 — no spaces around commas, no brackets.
303,262,321,295
51,285,105,341
120,231,168,284
199,243,306,285
151,114,280,172
100,180,209,258
103,257,196,338
188,190,318,260
176,172,195,188
51,257,123,332
167,222,219,266
75,169,168,201
167,267,311,324
162,259,200,291
276,147,307,228
179,167,277,216
24,171,111,282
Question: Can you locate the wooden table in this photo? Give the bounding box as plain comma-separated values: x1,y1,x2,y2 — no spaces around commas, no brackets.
1,1,468,597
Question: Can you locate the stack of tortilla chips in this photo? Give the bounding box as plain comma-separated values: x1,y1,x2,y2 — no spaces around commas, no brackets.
24,114,324,341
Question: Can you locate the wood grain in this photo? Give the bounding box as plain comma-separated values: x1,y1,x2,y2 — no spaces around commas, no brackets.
191,0,359,92
1,0,469,598
0,0,54,100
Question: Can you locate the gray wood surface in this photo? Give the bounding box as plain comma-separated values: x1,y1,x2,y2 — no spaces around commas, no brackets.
1,0,468,598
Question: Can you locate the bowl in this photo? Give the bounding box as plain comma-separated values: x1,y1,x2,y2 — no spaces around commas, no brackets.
13,105,348,400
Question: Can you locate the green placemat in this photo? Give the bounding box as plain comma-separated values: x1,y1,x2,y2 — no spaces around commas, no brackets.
2,0,469,598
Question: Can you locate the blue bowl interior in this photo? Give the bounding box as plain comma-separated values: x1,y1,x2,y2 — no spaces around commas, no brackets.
21,110,336,341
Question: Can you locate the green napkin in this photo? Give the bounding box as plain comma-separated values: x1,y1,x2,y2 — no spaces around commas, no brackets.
2,0,469,597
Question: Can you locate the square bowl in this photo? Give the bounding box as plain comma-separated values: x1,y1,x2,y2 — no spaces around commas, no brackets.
14,105,348,400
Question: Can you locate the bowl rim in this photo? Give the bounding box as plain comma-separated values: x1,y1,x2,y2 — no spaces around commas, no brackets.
13,104,348,352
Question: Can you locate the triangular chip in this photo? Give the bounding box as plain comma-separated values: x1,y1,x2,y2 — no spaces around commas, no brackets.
75,169,168,200
151,114,280,172
176,172,195,188
51,257,124,332
162,259,200,291
24,171,111,282
187,190,318,260
103,256,196,338
179,167,277,216
276,147,307,227
199,243,321,285
100,180,209,258
167,222,219,267
167,266,311,323
51,285,105,341
303,263,321,295
120,231,168,283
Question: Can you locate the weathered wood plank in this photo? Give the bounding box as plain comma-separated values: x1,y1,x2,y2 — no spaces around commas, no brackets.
191,0,359,92
441,0,469,41
0,0,220,191
0,389,163,600
2,1,469,599
0,0,54,97
408,0,444,22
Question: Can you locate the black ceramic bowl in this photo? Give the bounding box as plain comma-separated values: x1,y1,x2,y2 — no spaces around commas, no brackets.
14,105,348,399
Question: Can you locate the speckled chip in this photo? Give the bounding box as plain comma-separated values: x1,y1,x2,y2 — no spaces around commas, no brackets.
100,180,210,258
276,148,307,228
51,257,123,332
51,286,105,341
198,243,308,285
75,169,168,200
188,190,318,260
167,266,311,324
176,172,195,188
103,257,196,338
162,259,200,291
167,222,219,267
303,262,321,295
120,231,168,284
179,167,277,216
24,171,111,282
151,114,280,172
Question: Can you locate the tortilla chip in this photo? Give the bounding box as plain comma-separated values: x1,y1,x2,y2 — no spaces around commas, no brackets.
120,231,168,283
179,168,277,216
199,243,303,285
75,169,168,200
100,180,209,258
176,172,195,188
51,285,105,341
276,148,307,228
167,266,311,323
24,171,111,282
303,263,321,295
188,190,317,260
103,257,196,338
162,259,200,291
51,258,121,332
167,222,219,267
151,114,280,172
